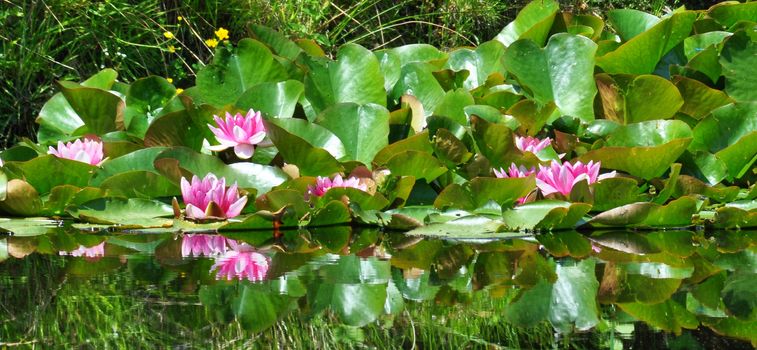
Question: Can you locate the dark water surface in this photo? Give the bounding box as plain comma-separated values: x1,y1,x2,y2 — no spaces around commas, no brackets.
1,224,755,349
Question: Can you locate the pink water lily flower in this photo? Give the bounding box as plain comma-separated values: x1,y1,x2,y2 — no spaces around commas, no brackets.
536,160,614,197
182,234,228,257
48,138,104,165
307,175,368,198
493,163,536,179
208,109,267,159
180,174,247,220
515,136,552,154
59,242,105,258
210,241,269,281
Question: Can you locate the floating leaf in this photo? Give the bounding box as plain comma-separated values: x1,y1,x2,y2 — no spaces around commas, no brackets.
504,34,597,122
235,80,304,119
193,39,287,106
304,43,386,113
501,200,591,231
596,11,697,75
71,198,173,228
579,120,693,179
316,103,390,167
494,0,559,47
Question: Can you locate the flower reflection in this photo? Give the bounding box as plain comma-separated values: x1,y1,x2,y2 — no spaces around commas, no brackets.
181,234,227,257
59,242,105,258
210,240,269,282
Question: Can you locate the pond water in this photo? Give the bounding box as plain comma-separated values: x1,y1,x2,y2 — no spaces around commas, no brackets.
1,225,755,349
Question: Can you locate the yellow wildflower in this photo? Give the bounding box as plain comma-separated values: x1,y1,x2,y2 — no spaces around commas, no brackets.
167,45,176,53
163,31,174,39
215,27,229,41
175,88,184,95
205,38,219,48
166,78,173,84
177,16,183,21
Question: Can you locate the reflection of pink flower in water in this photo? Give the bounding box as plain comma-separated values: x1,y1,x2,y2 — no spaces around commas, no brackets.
59,242,105,258
515,136,552,154
182,234,227,257
210,240,269,281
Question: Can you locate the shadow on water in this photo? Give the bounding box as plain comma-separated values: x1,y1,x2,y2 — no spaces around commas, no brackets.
0,224,756,349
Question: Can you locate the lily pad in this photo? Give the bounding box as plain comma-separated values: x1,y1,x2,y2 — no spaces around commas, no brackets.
504,33,598,122
70,198,174,228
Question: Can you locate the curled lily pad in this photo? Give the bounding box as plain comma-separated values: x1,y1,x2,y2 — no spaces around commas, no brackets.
587,196,699,228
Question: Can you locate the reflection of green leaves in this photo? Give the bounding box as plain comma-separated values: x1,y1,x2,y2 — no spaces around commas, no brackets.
619,300,697,334
722,273,757,321
506,259,599,332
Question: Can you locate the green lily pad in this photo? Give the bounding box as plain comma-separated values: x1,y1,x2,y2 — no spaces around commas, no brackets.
316,103,390,167
71,198,174,228
193,38,287,106
445,40,507,90
501,200,592,231
494,0,559,47
504,33,598,122
405,215,521,239
434,176,536,210
0,180,42,216
235,80,304,119
595,74,683,124
154,147,288,194
596,11,697,75
303,43,386,114
587,196,698,228
14,155,97,195
123,76,176,138
579,120,693,179
689,102,757,179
